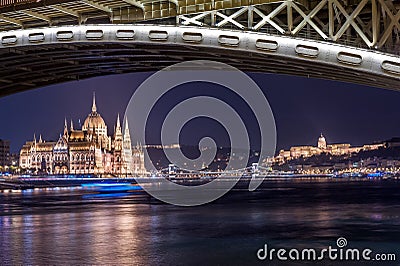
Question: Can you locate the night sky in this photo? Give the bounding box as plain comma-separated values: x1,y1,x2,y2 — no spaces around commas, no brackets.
1,72,400,154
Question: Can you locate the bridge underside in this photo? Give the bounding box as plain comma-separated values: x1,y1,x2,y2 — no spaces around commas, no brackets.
0,42,397,97
0,25,399,97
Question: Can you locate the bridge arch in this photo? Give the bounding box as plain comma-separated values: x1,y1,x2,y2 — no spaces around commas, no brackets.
0,24,398,97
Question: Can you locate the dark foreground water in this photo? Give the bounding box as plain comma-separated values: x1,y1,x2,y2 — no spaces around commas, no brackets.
1,180,400,265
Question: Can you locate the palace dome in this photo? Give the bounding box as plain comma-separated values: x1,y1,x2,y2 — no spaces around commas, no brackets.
318,133,327,149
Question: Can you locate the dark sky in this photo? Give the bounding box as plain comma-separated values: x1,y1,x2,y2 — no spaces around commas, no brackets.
1,72,400,153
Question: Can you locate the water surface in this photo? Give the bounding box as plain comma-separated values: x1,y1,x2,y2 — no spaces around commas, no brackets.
1,180,399,265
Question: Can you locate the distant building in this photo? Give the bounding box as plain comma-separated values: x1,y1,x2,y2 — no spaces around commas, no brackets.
327,143,353,155
317,133,327,149
269,133,384,165
19,93,146,176
290,146,320,158
0,139,10,167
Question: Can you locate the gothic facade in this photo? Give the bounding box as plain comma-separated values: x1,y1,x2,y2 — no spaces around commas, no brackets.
19,94,146,176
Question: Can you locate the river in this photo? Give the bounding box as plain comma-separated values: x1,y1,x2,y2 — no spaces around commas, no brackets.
1,179,399,265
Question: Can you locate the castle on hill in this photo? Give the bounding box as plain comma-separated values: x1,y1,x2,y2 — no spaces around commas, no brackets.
268,134,384,165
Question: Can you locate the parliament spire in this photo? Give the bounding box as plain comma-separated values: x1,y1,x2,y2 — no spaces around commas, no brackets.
92,92,97,113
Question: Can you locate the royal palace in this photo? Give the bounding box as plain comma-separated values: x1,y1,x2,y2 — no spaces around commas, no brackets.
268,134,384,165
19,94,146,176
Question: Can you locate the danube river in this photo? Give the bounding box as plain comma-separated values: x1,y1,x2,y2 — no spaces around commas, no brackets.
1,180,399,265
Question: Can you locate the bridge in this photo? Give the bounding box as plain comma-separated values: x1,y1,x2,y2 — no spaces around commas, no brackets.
163,163,265,178
0,0,398,96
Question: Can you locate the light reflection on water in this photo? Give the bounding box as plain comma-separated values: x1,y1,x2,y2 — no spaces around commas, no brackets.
0,180,400,265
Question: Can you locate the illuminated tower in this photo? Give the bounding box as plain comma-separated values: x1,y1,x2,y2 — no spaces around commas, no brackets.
112,114,124,175
114,114,123,151
63,118,69,141
122,117,133,174
318,133,327,150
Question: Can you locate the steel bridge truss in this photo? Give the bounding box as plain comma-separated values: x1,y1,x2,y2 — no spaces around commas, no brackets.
0,0,398,52
177,0,400,50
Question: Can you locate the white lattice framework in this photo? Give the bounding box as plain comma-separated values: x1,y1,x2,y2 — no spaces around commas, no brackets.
177,0,400,49
0,0,398,50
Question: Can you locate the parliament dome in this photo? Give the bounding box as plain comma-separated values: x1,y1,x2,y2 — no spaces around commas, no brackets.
82,93,107,130
83,113,106,130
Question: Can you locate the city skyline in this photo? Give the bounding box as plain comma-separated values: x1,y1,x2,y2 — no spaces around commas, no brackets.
0,1,398,263
2,72,400,154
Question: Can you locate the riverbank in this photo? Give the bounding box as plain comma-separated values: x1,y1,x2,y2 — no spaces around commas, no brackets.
1,175,398,193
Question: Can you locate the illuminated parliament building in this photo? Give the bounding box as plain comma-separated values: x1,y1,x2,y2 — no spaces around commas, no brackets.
19,94,146,176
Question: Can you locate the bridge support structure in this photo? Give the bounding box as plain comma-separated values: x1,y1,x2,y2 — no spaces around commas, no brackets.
0,0,398,52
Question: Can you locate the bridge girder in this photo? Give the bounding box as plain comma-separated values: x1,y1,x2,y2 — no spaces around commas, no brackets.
0,25,398,97
0,0,397,52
